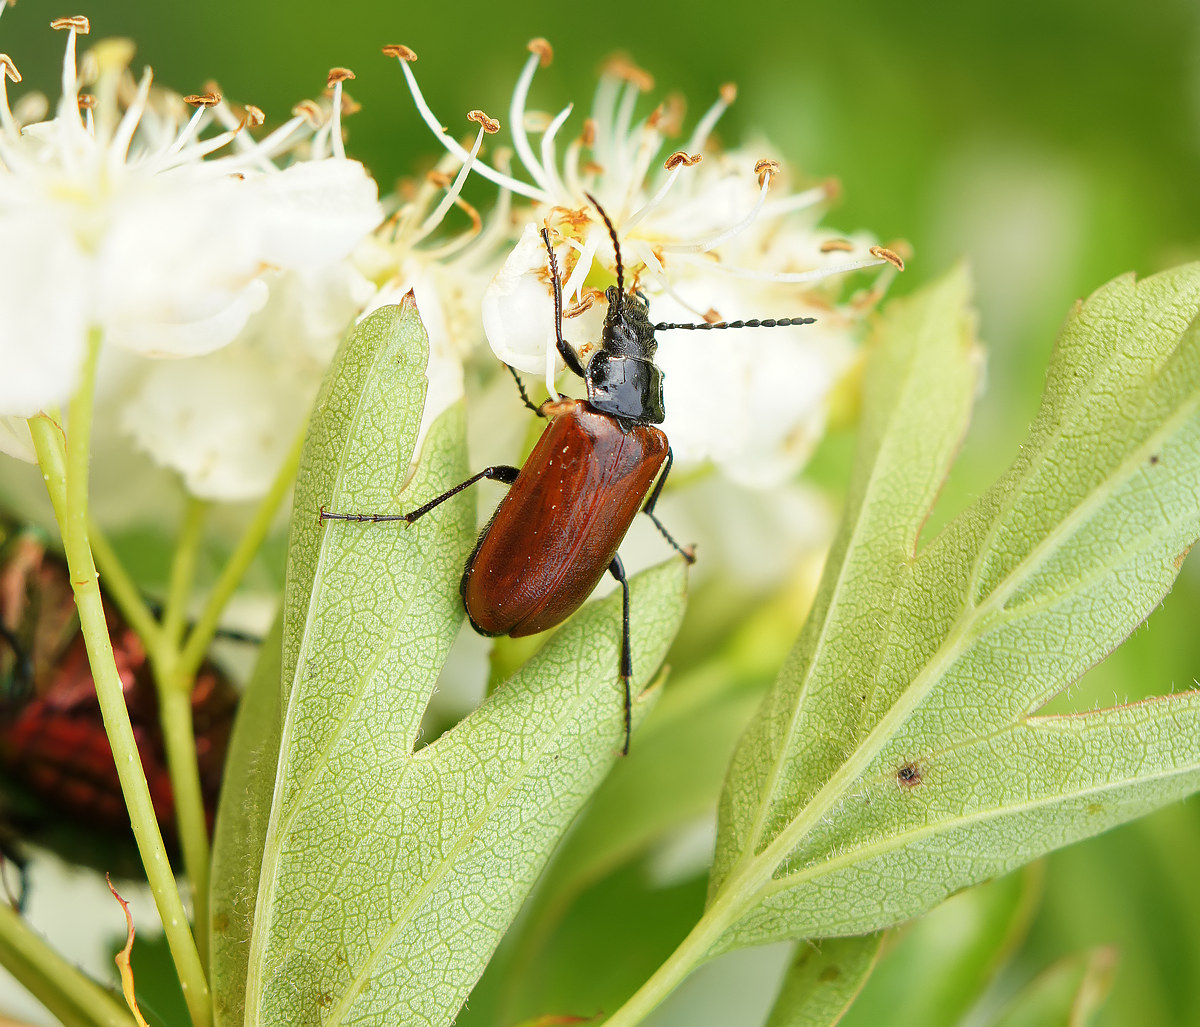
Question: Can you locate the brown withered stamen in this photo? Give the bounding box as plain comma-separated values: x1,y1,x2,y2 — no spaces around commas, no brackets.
50,15,89,32
243,104,265,126
527,37,553,68
327,67,355,86
382,44,417,62
184,92,221,108
703,308,723,324
564,293,596,319
720,82,737,105
664,150,702,170
869,245,906,272
467,108,500,134
426,169,453,188
580,118,597,148
819,238,855,253
77,93,96,109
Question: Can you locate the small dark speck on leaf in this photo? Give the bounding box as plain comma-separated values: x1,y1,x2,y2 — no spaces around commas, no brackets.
819,966,842,983
897,763,921,787
1150,454,1160,465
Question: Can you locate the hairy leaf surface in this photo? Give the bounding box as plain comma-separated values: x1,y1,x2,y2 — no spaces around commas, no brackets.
705,264,1200,954
241,300,687,1025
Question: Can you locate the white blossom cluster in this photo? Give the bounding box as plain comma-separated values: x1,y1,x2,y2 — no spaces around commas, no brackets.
0,15,902,509
391,39,903,486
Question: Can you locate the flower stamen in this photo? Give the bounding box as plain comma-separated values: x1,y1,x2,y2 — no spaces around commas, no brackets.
386,41,546,202
324,66,355,159
623,150,701,231
411,111,496,243
684,82,736,154
509,41,554,192
663,158,775,254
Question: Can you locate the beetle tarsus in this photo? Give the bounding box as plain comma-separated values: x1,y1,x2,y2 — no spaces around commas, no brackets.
506,364,545,417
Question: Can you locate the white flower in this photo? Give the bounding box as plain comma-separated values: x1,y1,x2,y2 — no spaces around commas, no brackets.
0,18,383,436
392,39,904,485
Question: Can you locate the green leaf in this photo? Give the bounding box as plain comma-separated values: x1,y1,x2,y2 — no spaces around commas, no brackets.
839,867,1042,1027
210,616,283,1027
764,935,882,1027
701,263,1200,951
241,299,689,1025
987,947,1117,1027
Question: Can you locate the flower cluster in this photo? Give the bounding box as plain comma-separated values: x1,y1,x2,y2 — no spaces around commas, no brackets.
391,39,903,485
0,13,383,498
0,16,903,509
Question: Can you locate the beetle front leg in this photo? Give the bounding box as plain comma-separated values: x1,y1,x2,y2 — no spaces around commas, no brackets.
641,447,696,564
320,465,521,525
609,554,633,756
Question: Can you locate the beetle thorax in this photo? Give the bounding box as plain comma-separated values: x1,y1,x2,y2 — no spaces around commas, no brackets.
584,286,666,429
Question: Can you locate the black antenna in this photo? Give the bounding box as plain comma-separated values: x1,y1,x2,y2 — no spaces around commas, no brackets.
653,316,817,331
585,191,624,298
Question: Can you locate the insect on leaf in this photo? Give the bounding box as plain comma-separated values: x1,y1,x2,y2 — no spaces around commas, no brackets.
701,263,1200,955
240,299,688,1026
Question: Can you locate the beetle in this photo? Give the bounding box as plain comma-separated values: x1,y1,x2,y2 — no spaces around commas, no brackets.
0,524,239,901
322,195,815,753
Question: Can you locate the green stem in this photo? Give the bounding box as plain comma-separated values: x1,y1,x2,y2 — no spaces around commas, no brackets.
28,338,212,1027
603,887,741,1026
157,678,211,972
177,424,304,683
0,902,135,1027
146,495,212,971
163,497,209,649
88,521,161,650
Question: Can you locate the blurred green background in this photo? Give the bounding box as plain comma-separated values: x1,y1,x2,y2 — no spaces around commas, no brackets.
4,0,1200,1023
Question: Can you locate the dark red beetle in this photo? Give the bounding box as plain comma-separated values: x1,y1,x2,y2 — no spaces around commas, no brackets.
0,526,238,892
323,196,814,752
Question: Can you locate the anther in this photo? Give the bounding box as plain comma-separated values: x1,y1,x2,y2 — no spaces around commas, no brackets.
664,150,702,170
869,245,906,271
527,37,553,68
243,104,265,126
50,15,89,32
467,108,500,134
291,99,323,126
184,92,221,108
604,54,654,92
720,82,737,105
77,93,96,109
754,158,781,187
426,169,453,188
819,238,855,253
0,54,21,84
581,118,597,147
327,67,355,87
660,93,686,135
381,43,417,62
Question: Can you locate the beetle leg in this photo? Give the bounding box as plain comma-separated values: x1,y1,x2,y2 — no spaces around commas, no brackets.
608,555,633,755
505,364,545,417
540,227,588,380
320,465,521,525
641,448,696,564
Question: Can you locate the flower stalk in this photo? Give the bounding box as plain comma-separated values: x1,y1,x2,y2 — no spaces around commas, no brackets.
27,335,212,1027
